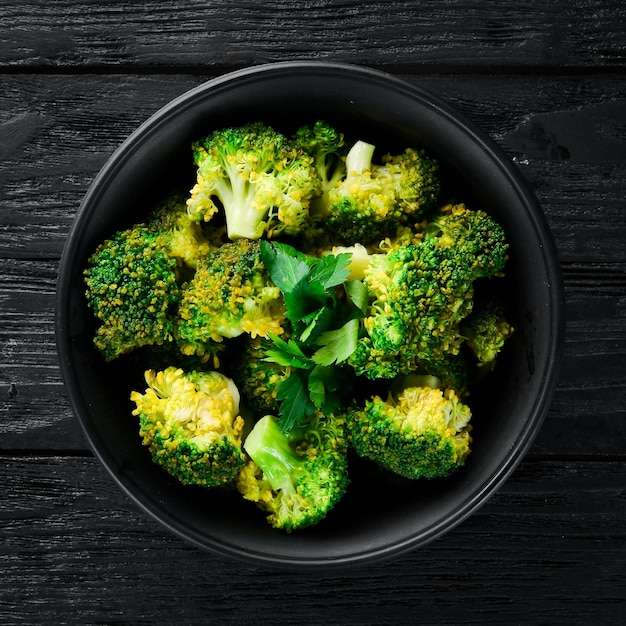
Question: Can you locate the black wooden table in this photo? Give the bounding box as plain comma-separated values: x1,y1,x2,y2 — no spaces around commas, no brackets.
2,2,625,623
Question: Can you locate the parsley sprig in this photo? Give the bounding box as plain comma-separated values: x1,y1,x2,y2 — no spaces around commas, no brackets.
259,241,368,434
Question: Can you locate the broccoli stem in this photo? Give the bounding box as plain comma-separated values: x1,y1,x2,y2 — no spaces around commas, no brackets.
345,141,375,175
243,415,302,491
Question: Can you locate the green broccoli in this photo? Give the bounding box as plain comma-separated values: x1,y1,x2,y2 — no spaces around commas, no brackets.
130,367,246,487
424,203,509,279
176,239,286,362
461,296,514,367
236,413,349,532
293,120,348,216
186,122,318,240
324,140,440,245
348,203,509,379
84,194,214,361
347,377,472,479
230,334,290,416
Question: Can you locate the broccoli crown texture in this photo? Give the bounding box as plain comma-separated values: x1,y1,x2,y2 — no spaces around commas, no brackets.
176,239,285,357
84,225,180,361
186,122,317,240
461,297,514,366
230,334,290,416
293,120,348,209
83,195,218,361
149,193,216,268
236,413,350,532
325,141,440,245
130,367,246,487
347,383,472,479
348,203,509,379
424,203,509,278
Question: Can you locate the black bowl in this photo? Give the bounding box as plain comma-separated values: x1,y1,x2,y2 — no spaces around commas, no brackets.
55,61,564,568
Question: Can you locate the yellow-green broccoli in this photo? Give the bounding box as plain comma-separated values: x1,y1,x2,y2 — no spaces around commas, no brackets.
293,120,348,217
130,367,246,487
347,377,472,479
236,413,349,532
230,334,290,416
461,297,514,367
186,122,318,240
84,195,214,361
176,239,286,362
323,140,440,245
348,203,509,379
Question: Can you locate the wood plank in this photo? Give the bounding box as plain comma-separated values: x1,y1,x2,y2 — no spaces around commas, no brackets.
0,456,624,623
1,73,625,263
0,0,625,70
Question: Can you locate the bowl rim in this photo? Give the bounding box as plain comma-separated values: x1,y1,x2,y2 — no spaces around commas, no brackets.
55,60,565,568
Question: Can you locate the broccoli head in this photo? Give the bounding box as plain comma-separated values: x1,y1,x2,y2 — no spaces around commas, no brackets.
84,225,180,361
424,203,509,278
130,367,246,487
348,204,509,379
84,195,216,361
176,239,286,360
186,122,318,240
229,334,290,416
461,296,514,367
324,140,440,245
293,120,348,215
236,413,350,532
347,379,472,479
148,193,218,269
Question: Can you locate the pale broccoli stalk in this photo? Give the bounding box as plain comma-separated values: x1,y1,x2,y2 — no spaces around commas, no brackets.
187,123,317,240
345,140,376,176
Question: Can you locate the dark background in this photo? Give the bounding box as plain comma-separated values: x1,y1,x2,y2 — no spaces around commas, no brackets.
1,2,625,624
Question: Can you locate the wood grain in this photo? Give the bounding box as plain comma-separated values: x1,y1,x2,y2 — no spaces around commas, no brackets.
1,2,625,618
1,456,624,623
0,0,625,70
1,73,625,262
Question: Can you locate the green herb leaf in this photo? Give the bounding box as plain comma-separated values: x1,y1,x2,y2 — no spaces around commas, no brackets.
308,253,352,289
276,370,315,434
345,279,369,314
311,320,359,366
260,241,311,293
263,333,312,369
282,277,329,330
260,243,363,435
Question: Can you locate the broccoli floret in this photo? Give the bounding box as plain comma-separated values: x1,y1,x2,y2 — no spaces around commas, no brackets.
230,334,290,416
176,239,286,360
84,195,215,361
424,203,509,278
347,379,472,479
324,140,440,245
85,227,179,361
348,204,509,379
149,193,218,269
461,297,514,367
186,122,318,240
130,367,246,487
236,413,350,532
293,120,348,215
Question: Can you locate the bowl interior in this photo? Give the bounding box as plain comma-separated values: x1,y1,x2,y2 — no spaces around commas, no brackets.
56,62,563,567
